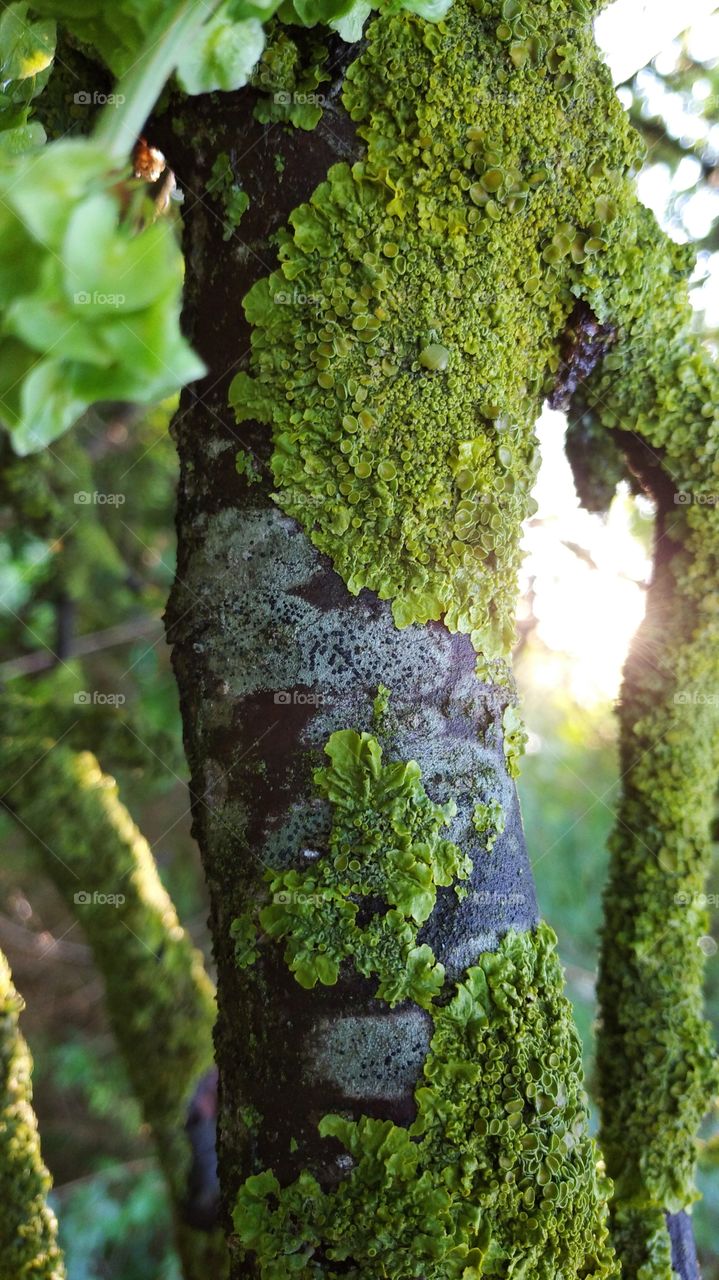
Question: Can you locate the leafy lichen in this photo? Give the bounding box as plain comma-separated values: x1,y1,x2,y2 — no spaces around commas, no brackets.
234,916,616,1277
231,2,719,1261
230,0,642,662
207,151,251,239
232,728,615,1276
258,729,470,1005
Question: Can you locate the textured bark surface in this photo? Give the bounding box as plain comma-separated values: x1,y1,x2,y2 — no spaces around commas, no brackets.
163,54,538,1257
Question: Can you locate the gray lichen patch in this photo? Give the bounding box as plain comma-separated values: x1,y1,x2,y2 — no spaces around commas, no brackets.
305,1008,433,1102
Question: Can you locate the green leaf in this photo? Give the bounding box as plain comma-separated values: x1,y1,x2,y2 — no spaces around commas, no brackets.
331,0,371,41
176,11,265,94
2,140,111,243
12,358,87,455
0,119,46,156
61,193,176,312
0,3,55,85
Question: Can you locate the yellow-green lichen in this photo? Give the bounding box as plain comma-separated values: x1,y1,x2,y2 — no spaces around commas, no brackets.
251,24,329,131
229,0,719,1264
231,0,641,661
471,797,505,851
207,152,251,239
255,729,471,1006
232,728,615,1276
0,953,64,1280
234,920,616,1278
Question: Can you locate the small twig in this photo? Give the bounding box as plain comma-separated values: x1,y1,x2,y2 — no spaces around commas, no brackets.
0,616,163,681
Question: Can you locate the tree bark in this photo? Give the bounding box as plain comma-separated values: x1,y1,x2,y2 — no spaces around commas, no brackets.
164,11,616,1276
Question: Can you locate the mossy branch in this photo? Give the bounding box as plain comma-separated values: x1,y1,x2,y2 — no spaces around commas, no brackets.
0,949,64,1280
0,703,224,1278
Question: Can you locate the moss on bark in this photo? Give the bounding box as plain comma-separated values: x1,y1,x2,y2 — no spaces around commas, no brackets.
0,951,64,1280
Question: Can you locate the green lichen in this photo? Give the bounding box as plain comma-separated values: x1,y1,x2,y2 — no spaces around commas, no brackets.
0,952,64,1280
207,152,251,239
1,709,220,1273
593,564,719,1268
501,704,527,780
236,446,262,483
234,920,616,1277
251,25,329,131
227,0,719,1264
371,681,391,729
231,0,643,660
257,729,470,1006
232,912,261,968
471,797,505,851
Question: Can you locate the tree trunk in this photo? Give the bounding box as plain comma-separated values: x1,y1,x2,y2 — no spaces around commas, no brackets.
165,5,621,1274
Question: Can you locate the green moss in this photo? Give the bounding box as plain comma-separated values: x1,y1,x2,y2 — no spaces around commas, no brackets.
0,953,64,1279
234,920,616,1277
